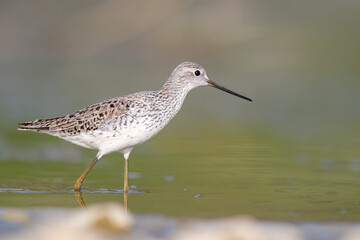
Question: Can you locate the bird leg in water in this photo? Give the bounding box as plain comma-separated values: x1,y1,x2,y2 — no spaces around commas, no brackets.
74,157,99,191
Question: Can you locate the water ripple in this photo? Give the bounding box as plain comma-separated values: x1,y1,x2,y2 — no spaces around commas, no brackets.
0,188,148,194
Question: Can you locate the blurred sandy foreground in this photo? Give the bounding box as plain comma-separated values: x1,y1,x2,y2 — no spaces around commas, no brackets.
0,203,359,240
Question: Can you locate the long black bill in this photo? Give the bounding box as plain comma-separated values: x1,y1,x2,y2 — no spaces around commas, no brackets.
207,80,252,102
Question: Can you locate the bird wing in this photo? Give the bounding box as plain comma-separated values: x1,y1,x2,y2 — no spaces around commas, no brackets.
18,97,131,134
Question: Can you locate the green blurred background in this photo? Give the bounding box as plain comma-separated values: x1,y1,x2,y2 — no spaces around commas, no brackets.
0,1,360,221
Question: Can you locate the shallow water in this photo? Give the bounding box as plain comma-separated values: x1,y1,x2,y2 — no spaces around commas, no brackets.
1,126,360,221
0,3,360,239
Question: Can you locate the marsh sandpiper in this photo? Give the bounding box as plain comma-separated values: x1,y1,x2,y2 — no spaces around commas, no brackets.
18,61,252,192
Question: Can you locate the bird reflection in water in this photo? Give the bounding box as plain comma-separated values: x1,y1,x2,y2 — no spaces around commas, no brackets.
74,190,129,215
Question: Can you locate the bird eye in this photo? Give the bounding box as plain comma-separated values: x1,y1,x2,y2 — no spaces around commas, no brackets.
194,70,201,76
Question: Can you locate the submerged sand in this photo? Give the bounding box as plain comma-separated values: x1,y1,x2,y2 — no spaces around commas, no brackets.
1,203,359,240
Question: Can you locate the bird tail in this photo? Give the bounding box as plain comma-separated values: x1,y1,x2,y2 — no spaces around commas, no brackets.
18,119,53,131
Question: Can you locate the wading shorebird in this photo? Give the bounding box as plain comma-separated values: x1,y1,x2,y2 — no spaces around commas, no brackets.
18,61,252,192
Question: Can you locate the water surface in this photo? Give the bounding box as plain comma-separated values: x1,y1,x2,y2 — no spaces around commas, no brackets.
1,126,359,221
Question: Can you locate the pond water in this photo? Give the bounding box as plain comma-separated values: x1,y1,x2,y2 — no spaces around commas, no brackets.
0,3,360,240
1,125,359,221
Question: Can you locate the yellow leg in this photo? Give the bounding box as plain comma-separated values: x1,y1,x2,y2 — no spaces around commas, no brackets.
123,189,128,215
74,191,86,209
74,157,99,192
124,158,129,192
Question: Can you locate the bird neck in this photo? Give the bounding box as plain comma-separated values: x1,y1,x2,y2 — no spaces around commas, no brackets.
157,79,191,113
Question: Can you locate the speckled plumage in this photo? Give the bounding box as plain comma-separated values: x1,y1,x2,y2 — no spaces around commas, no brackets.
18,61,252,191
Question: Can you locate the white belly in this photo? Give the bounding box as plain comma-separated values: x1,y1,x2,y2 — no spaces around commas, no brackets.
58,120,163,156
